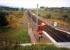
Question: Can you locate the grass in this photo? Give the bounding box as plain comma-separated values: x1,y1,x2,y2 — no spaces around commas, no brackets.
17,27,31,43
0,11,31,49
0,11,30,43
1,44,70,50
0,23,31,49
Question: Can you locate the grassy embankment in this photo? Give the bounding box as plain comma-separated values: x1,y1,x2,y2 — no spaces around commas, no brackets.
4,44,70,50
0,11,30,49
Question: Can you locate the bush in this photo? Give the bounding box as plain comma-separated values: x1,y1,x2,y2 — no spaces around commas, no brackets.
0,11,9,26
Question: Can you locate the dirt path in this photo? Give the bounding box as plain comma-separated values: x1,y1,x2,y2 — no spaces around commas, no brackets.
28,23,37,43
24,12,37,44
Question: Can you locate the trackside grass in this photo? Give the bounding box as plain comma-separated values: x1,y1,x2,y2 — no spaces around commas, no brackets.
2,44,70,50
16,27,31,43
0,11,31,49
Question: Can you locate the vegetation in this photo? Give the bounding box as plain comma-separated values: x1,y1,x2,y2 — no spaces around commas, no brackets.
1,44,70,50
0,6,19,11
33,7,70,21
0,11,9,26
0,9,30,49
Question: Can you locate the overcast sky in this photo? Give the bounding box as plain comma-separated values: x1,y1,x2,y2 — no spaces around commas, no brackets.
0,0,70,8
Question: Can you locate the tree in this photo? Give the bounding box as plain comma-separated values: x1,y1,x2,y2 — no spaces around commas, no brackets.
0,11,8,26
40,6,45,9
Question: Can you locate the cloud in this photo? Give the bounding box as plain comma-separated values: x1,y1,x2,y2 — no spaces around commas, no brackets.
0,0,70,8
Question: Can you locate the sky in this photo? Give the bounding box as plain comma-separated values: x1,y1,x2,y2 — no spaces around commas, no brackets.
0,0,70,8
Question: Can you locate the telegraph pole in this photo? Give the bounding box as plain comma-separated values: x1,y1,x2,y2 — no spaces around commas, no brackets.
36,4,39,30
37,4,39,16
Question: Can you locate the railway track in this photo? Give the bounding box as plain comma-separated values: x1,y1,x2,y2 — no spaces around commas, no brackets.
44,25,70,42
27,10,70,42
